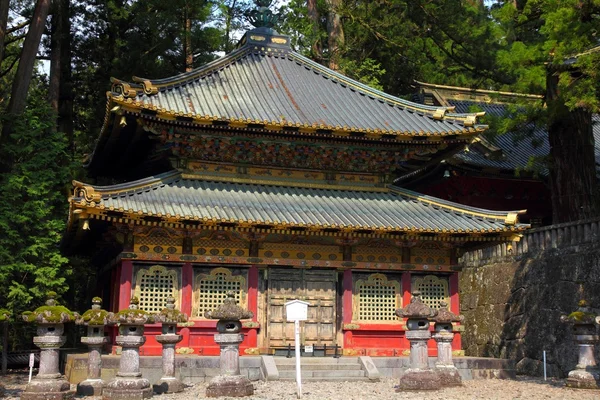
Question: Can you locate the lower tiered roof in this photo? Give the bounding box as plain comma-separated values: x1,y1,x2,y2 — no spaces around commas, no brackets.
66,171,528,242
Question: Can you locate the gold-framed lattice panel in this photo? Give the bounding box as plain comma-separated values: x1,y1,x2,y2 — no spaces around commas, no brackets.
133,265,181,312
412,275,449,310
259,243,342,261
193,267,247,318
353,273,401,322
353,246,401,263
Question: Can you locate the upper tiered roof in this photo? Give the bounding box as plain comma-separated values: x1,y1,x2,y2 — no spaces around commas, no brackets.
109,28,482,137
87,26,487,178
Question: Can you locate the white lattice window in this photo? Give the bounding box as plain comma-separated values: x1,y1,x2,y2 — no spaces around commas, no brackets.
354,274,400,321
194,268,246,318
412,275,449,310
133,265,180,312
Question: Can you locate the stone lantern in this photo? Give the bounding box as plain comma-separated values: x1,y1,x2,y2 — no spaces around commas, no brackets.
21,291,77,400
560,299,600,389
431,300,463,387
75,297,113,396
153,296,187,394
103,297,154,400
395,290,440,391
204,291,254,398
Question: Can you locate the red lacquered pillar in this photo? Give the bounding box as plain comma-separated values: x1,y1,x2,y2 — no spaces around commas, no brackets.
118,260,133,310
246,265,259,348
181,262,193,318
449,271,461,351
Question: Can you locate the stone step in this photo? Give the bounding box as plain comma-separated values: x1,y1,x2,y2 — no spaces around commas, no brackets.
279,369,366,379
277,363,363,371
279,376,373,382
274,357,359,365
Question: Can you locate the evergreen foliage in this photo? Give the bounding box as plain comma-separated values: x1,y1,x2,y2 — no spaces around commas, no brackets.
0,81,72,319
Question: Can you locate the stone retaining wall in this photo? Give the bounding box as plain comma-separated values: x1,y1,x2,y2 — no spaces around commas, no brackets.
459,218,600,377
65,355,263,385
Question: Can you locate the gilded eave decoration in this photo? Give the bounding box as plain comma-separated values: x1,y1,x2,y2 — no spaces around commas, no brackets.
106,94,484,141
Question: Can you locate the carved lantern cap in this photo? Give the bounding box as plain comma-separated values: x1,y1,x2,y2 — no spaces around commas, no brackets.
155,296,188,324
204,291,253,322
76,297,113,326
395,291,437,319
22,291,78,324
432,301,463,324
561,299,597,325
108,297,154,325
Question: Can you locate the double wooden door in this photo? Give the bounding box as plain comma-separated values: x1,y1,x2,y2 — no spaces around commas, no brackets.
266,268,337,349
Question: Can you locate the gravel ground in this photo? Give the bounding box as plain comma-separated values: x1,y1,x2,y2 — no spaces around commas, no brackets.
3,372,600,400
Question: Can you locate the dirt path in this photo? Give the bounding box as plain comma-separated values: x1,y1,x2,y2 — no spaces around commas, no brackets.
3,372,600,400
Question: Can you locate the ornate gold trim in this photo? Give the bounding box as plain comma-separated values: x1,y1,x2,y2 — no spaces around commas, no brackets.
181,173,388,192
109,94,485,140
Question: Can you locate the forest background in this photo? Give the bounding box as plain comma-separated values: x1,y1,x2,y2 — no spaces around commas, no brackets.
0,0,599,352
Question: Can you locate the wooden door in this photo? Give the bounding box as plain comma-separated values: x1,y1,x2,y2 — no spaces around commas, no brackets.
267,268,337,349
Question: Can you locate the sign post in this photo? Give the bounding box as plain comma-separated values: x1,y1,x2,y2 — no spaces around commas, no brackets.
28,352,34,383
285,300,310,399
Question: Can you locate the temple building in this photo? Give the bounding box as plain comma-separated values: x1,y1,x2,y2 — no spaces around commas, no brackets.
62,6,529,357
408,81,600,226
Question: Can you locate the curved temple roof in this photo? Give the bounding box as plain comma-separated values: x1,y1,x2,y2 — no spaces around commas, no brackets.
69,171,528,239
108,28,485,140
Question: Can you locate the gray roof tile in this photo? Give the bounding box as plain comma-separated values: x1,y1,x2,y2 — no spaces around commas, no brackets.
113,35,482,136
77,172,527,234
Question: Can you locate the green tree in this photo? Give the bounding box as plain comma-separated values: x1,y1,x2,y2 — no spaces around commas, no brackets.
492,0,600,222
0,81,72,318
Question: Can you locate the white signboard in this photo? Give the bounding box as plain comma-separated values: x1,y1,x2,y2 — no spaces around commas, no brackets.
304,345,313,353
285,299,309,322
284,299,311,398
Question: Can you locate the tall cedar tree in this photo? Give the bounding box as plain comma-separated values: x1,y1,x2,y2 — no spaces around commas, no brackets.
0,0,51,160
493,0,600,222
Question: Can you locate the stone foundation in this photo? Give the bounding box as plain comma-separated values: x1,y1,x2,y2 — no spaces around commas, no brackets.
206,375,254,398
20,378,75,400
102,377,152,400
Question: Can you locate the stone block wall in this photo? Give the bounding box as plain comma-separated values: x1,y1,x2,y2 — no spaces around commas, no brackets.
460,218,600,377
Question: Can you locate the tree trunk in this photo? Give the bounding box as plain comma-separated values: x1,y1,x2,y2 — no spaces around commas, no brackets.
325,0,344,71
0,0,9,67
223,0,236,53
184,9,193,72
56,0,73,152
0,0,52,147
307,0,323,63
49,0,61,115
546,71,600,223
1,322,6,375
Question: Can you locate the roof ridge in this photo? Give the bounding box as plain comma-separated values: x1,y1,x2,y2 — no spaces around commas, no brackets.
72,170,181,198
415,80,544,100
289,52,486,124
388,184,527,224
109,46,253,97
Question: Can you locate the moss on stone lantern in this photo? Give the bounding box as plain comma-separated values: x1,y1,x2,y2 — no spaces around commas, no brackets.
21,292,77,400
